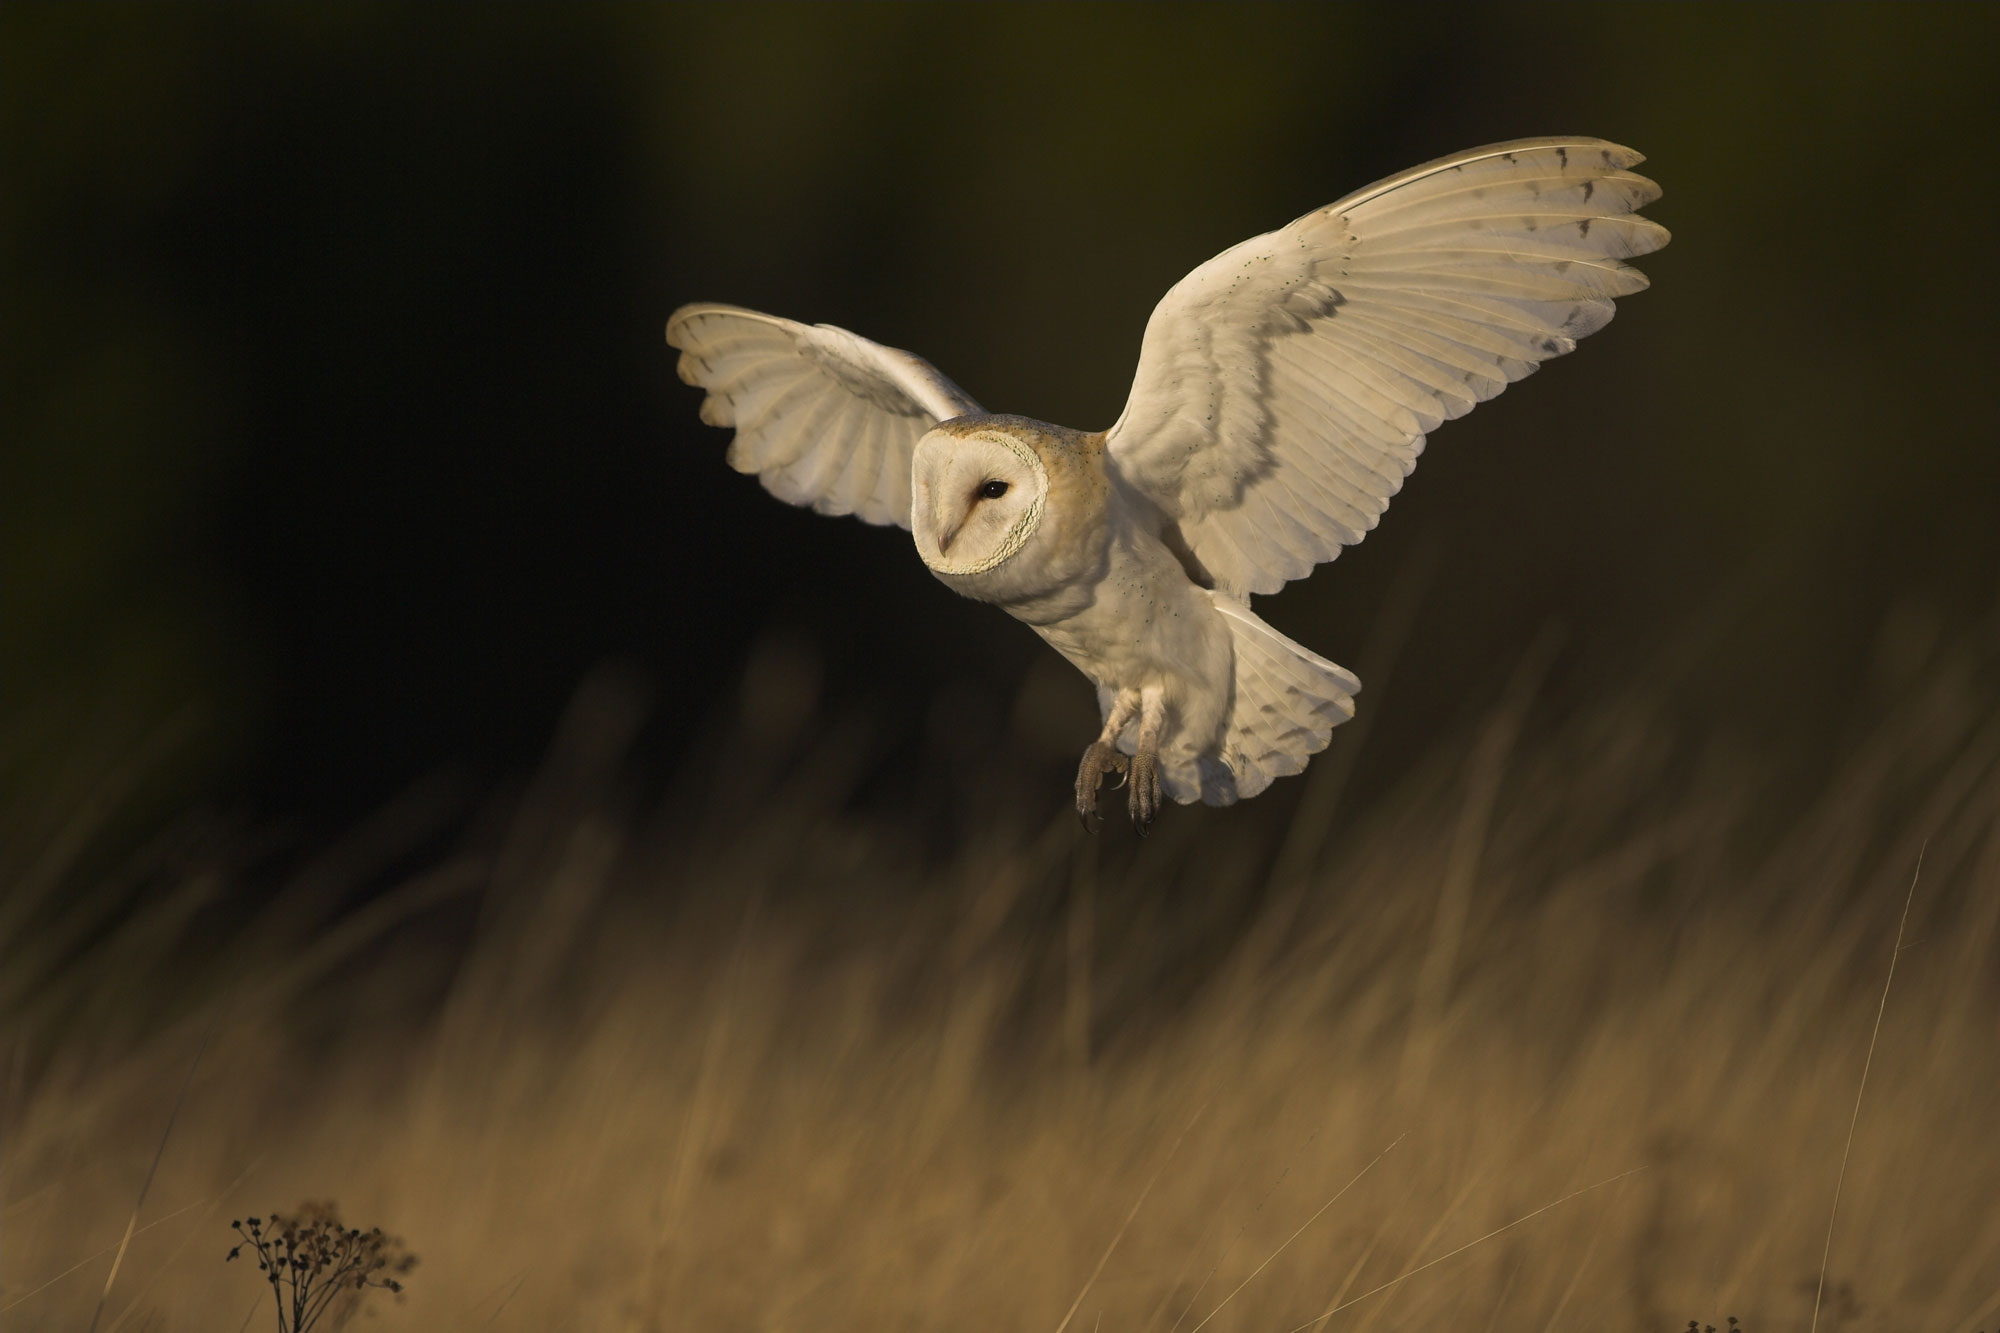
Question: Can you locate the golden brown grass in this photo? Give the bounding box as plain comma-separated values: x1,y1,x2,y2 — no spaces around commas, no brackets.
4,634,1998,1331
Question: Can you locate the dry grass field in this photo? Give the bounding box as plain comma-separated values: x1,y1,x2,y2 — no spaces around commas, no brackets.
5,626,1998,1331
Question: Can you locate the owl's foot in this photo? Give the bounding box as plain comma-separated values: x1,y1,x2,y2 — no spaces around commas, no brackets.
1075,741,1130,832
1127,749,1161,836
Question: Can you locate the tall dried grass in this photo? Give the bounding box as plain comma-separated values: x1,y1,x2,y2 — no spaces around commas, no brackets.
4,626,1998,1331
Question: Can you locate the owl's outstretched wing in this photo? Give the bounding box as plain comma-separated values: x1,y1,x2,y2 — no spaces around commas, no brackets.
667,304,982,528
1102,138,1668,598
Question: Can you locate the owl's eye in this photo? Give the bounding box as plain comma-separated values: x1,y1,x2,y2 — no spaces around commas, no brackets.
978,480,1010,500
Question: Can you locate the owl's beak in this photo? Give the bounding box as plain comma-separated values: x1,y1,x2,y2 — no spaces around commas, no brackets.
932,497,966,556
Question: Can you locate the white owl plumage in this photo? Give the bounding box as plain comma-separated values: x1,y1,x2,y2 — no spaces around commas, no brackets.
668,138,1668,831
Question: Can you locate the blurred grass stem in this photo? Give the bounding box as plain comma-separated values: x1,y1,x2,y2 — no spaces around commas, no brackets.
1811,845,1923,1333
86,1014,212,1333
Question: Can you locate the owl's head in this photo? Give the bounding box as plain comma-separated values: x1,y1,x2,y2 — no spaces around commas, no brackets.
911,426,1049,577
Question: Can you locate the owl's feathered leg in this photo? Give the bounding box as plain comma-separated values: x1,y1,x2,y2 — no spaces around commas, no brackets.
1127,688,1166,835
1075,689,1140,832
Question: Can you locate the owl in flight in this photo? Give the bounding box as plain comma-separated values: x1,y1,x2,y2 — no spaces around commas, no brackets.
668,138,1666,833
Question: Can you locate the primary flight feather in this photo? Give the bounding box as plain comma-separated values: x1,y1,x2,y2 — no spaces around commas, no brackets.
667,138,1668,832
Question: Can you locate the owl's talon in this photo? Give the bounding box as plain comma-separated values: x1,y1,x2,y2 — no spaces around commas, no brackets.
1075,741,1130,832
1128,750,1161,835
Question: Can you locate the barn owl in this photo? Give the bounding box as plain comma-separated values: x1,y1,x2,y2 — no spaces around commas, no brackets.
667,138,1667,832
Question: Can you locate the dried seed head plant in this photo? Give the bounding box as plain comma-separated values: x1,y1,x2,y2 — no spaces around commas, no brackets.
226,1203,415,1333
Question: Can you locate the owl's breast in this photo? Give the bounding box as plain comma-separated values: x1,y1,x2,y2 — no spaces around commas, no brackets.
1025,512,1231,698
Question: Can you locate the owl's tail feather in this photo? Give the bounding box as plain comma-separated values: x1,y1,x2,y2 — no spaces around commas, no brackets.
1195,597,1359,806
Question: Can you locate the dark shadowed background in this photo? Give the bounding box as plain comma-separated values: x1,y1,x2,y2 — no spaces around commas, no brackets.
6,3,1997,856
